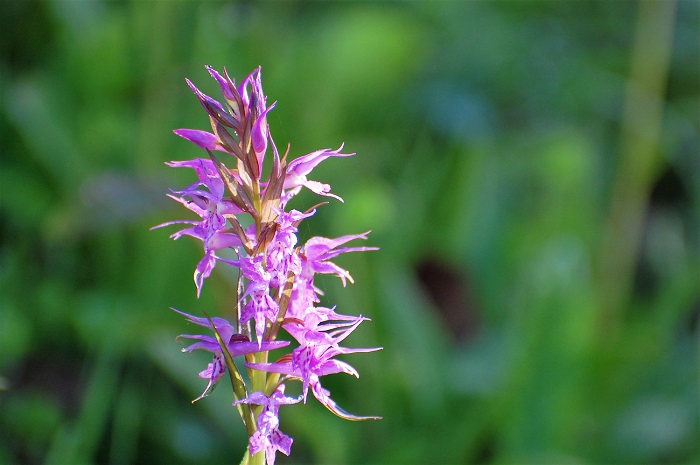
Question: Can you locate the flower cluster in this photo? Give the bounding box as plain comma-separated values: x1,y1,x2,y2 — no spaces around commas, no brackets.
155,66,380,465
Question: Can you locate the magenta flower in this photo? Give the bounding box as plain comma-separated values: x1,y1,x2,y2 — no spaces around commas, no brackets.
262,208,312,290
234,385,300,465
248,316,381,419
152,158,245,296
172,308,289,401
173,129,227,152
287,232,378,319
158,65,381,464
301,231,378,284
237,255,279,346
283,146,355,202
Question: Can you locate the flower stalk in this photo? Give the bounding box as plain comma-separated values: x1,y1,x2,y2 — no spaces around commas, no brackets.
155,66,381,465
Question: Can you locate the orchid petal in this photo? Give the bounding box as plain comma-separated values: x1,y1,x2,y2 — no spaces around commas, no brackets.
174,129,226,152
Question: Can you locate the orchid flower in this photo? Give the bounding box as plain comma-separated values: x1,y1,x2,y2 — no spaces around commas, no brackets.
156,66,381,464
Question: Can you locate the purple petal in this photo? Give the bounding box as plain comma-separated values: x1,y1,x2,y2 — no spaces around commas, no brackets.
325,345,383,359
301,180,343,201
166,158,218,184
309,261,353,285
171,307,234,332
194,253,217,297
208,231,243,251
193,353,226,402
233,391,269,406
186,78,226,113
303,232,371,259
238,67,260,107
180,339,221,354
251,102,276,177
270,429,293,458
286,146,354,180
329,317,364,345
311,381,381,421
246,361,296,377
206,65,236,101
173,129,224,152
227,340,290,355
164,193,206,217
150,219,198,231
315,359,360,377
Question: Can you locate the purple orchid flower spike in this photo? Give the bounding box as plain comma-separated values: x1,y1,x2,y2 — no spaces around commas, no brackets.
234,385,300,465
158,66,381,464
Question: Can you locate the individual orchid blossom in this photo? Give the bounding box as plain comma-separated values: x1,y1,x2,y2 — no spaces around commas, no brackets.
172,308,289,401
285,232,378,319
283,146,354,202
234,386,300,465
156,65,381,465
265,209,308,288
152,158,244,296
247,316,381,420
237,255,279,346
301,231,378,285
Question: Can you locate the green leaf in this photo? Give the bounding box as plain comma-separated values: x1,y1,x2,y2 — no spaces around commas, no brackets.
202,311,256,436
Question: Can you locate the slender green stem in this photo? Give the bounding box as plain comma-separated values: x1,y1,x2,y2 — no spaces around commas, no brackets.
596,0,676,341
249,449,265,465
239,449,265,465
247,350,268,465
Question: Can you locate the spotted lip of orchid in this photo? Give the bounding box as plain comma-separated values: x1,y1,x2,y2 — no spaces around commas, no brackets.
158,65,381,464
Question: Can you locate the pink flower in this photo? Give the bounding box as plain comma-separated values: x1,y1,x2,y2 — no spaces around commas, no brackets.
158,66,382,464
172,308,289,402
283,146,355,202
234,385,300,465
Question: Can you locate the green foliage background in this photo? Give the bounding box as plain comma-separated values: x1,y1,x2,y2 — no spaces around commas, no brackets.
1,1,698,464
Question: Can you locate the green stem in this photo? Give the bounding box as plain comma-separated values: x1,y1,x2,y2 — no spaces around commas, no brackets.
247,350,268,465
252,176,263,236
249,449,265,465
596,0,676,341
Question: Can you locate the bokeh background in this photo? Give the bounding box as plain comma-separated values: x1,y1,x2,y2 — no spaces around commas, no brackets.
1,1,698,464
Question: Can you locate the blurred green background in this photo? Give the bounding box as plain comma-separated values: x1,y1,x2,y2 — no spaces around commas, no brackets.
1,1,698,464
